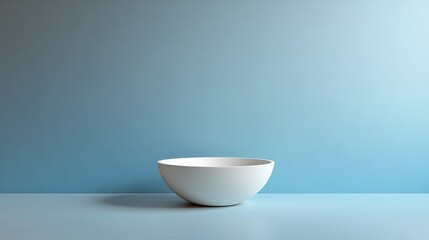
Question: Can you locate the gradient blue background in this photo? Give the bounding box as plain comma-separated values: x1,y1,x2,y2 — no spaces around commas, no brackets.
1,0,428,193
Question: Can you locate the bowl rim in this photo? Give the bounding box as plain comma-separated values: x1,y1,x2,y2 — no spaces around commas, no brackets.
157,157,275,168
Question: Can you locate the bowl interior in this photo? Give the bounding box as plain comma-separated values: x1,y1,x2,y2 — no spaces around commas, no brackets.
158,157,273,168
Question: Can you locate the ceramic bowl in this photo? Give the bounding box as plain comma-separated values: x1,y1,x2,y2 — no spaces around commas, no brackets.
158,157,274,206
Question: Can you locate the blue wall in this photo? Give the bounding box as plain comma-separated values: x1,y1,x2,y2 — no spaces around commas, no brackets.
1,0,428,193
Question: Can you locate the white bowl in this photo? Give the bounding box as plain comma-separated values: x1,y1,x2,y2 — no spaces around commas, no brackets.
158,157,274,206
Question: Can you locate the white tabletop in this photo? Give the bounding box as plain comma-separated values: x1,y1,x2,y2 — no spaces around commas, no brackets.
1,194,428,240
